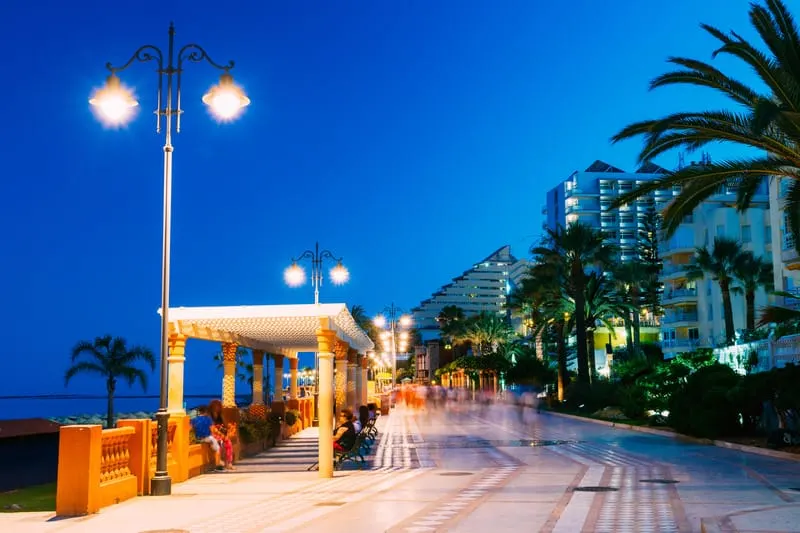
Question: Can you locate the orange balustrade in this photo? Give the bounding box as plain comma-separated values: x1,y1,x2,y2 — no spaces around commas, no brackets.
56,425,137,516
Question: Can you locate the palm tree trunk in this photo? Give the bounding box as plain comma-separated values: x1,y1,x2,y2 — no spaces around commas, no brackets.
587,332,596,383
106,377,116,429
720,280,736,345
556,323,567,401
633,308,641,354
746,290,756,332
624,315,634,356
573,277,590,383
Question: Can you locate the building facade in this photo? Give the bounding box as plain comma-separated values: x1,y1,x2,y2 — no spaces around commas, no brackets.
412,245,529,341
544,160,666,370
659,180,771,357
770,177,800,304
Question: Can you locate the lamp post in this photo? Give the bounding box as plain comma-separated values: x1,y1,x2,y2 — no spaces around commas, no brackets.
285,242,349,425
374,303,412,390
90,23,250,496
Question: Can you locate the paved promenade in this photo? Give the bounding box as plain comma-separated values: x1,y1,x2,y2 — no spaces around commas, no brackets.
2,404,799,532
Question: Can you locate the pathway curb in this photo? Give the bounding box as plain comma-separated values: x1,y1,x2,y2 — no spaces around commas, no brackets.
542,410,800,462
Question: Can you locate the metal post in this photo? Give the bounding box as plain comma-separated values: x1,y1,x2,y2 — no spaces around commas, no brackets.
151,24,176,497
96,23,242,497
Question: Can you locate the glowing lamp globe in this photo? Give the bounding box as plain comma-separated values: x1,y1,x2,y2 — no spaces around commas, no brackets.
89,74,138,126
202,72,251,120
399,315,413,328
284,263,306,287
329,262,349,285
373,315,387,328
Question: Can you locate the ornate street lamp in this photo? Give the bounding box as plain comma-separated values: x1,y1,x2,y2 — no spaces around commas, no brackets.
374,303,412,389
285,242,348,425
90,23,250,496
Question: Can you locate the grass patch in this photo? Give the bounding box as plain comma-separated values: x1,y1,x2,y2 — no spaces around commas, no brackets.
0,483,56,512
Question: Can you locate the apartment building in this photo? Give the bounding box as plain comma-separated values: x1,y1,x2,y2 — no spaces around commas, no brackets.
770,177,800,303
543,161,665,369
660,178,771,357
412,245,529,341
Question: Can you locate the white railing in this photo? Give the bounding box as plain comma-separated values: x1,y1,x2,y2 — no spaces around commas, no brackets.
662,312,699,323
663,288,697,301
714,335,800,374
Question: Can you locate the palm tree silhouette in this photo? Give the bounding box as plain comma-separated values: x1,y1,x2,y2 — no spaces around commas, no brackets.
65,335,155,428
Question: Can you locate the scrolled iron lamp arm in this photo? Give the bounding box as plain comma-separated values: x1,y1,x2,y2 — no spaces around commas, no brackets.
105,44,164,75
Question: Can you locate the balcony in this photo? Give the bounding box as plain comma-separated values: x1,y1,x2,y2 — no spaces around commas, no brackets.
661,262,689,279
663,288,697,304
565,201,601,214
660,239,695,257
782,233,800,268
662,311,699,325
661,338,703,351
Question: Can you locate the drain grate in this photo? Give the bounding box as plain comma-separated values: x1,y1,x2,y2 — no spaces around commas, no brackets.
438,472,474,477
640,479,679,484
573,486,618,492
315,501,347,507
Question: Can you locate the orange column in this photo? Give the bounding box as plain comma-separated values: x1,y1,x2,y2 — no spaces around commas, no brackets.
221,342,238,407
287,357,299,410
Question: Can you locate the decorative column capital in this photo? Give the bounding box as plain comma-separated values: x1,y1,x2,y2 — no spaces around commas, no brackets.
222,342,238,362
333,339,349,361
252,349,264,365
272,352,285,367
316,329,337,354
289,357,299,370
168,335,187,361
347,348,357,364
360,355,368,369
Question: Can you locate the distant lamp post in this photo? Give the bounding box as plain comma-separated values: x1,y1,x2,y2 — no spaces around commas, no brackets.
285,242,348,425
374,303,412,389
91,23,249,496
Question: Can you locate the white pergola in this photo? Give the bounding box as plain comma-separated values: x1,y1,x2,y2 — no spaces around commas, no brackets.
160,303,374,477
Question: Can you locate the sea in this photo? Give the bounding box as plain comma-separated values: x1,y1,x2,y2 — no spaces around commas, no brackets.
0,394,253,421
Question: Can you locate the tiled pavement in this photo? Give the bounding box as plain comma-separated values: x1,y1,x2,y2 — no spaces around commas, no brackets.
2,404,800,532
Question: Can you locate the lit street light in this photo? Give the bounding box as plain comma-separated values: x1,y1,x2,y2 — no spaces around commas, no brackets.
91,23,250,496
373,303,412,390
285,242,348,425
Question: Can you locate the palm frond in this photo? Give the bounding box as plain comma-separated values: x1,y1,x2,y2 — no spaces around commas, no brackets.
758,304,800,326
65,361,106,386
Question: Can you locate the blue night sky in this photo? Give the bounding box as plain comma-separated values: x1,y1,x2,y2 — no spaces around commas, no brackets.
1,0,754,407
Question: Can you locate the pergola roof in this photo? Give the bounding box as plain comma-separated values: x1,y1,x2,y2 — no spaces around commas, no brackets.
164,303,374,354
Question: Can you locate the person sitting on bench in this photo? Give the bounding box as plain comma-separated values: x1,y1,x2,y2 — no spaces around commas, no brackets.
333,408,356,452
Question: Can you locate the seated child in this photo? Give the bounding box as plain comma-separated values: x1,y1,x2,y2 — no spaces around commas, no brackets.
190,406,224,471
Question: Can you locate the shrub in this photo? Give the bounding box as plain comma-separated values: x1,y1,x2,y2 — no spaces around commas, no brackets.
617,384,647,419
669,363,742,439
285,410,301,426
564,380,619,413
238,419,274,444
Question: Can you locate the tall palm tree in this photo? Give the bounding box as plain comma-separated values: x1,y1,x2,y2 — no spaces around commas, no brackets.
65,335,155,429
609,0,800,246
735,251,774,331
612,261,650,355
684,237,741,345
584,273,634,377
529,267,574,401
533,223,614,383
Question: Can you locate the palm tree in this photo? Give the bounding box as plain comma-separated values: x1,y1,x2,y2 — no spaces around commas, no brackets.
350,304,371,332
65,335,155,429
612,261,650,355
528,264,574,401
533,223,614,383
584,273,634,377
684,237,741,345
437,305,467,343
735,251,774,331
609,0,800,246
454,312,513,356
